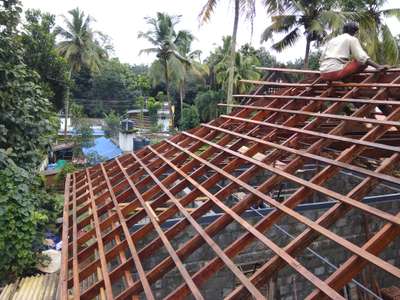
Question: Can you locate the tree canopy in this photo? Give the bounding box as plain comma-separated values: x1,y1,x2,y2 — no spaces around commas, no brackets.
0,0,63,284
20,9,69,111
139,12,193,127
0,9,58,168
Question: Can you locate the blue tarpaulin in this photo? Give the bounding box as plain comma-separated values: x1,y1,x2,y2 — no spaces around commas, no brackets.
82,137,122,162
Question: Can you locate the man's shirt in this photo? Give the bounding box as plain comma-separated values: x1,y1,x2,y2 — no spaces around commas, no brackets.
320,33,370,73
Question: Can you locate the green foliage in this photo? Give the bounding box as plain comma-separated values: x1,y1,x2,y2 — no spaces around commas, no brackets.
91,59,150,100
55,7,108,74
72,60,151,116
137,95,145,130
147,97,162,123
70,103,94,155
0,152,63,284
195,90,224,123
75,121,94,149
262,0,350,67
55,162,76,186
150,123,163,133
212,36,261,94
139,12,193,127
339,0,400,64
0,2,62,283
104,110,120,138
55,7,110,133
85,151,107,165
179,105,200,130
156,91,166,102
199,0,258,111
20,9,69,111
253,46,278,67
0,6,58,169
69,101,85,127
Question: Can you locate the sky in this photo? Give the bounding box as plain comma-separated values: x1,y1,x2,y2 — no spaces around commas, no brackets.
21,0,400,66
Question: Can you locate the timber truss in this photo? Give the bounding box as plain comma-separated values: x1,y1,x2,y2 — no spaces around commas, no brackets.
60,67,400,299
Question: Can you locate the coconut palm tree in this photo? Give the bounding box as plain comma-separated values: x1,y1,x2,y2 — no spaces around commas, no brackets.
200,0,256,113
138,13,190,128
340,0,400,65
174,31,209,118
261,0,349,68
55,7,108,137
215,37,261,95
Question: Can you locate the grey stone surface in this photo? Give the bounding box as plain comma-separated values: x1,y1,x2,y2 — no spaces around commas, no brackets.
135,170,400,299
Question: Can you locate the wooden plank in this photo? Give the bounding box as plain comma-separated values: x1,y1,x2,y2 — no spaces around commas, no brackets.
241,79,400,88
61,69,400,299
160,141,344,299
85,169,114,300
203,123,400,186
71,173,80,299
220,103,400,128
227,153,399,299
181,132,400,226
221,115,400,153
114,156,204,300
59,174,71,300
256,66,400,74
167,137,400,276
232,94,400,106
135,148,265,300
99,163,155,300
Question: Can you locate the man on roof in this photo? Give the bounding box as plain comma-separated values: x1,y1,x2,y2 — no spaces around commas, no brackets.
320,22,387,81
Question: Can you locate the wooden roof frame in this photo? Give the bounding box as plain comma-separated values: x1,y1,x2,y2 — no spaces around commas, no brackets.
60,68,400,299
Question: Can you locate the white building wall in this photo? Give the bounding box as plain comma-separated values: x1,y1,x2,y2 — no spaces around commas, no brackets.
118,132,135,152
59,117,72,132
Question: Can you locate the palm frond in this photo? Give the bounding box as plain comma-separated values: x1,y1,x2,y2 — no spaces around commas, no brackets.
55,8,108,74
272,27,301,52
54,26,74,39
271,15,298,31
137,30,159,46
261,25,276,42
261,15,297,42
199,0,219,25
240,0,256,38
190,61,209,78
381,23,399,65
308,20,324,36
318,10,351,32
148,60,166,86
139,47,160,55
382,8,400,21
262,0,290,14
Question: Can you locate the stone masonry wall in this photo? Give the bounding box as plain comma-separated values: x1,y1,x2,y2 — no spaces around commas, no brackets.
131,171,400,300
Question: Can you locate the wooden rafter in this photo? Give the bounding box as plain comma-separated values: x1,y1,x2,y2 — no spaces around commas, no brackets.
60,67,400,300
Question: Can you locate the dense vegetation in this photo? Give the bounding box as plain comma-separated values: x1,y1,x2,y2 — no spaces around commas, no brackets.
0,0,399,284
0,0,62,283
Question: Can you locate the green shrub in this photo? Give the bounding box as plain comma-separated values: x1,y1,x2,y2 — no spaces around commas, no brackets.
179,105,200,130
194,90,224,123
147,96,161,123
104,110,120,138
55,162,76,186
0,153,63,284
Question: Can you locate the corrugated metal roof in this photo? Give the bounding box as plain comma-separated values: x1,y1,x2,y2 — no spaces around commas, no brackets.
82,137,123,162
0,273,58,300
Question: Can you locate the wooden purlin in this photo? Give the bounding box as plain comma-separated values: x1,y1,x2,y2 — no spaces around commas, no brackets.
165,72,400,298
60,68,400,300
